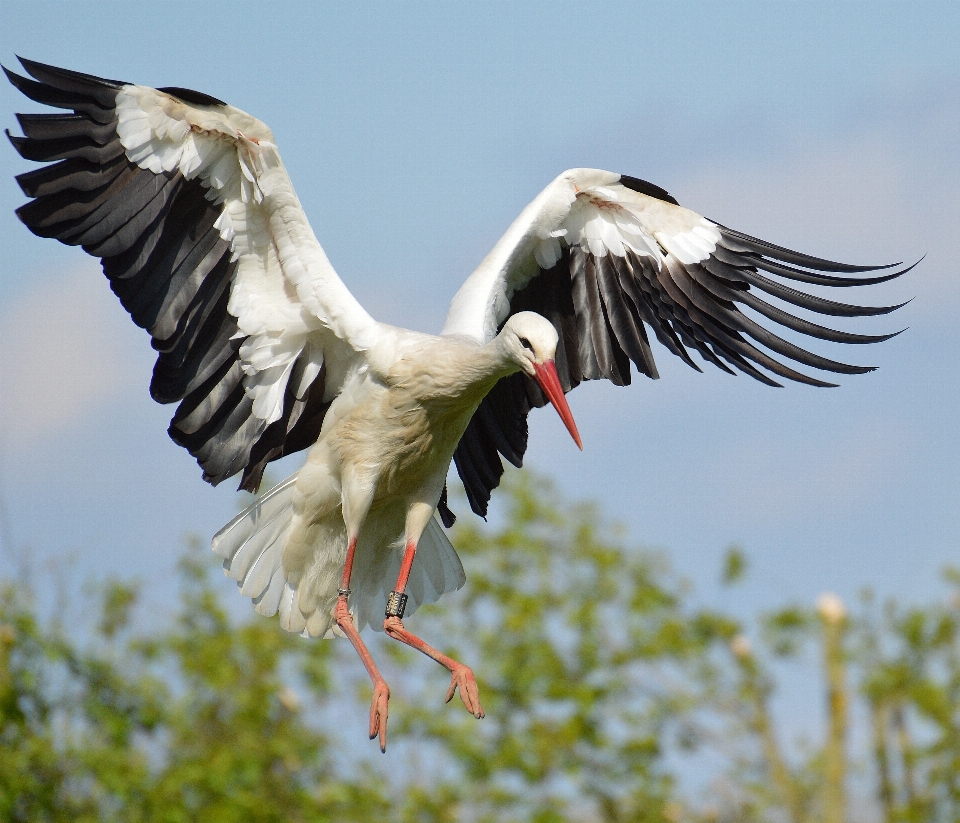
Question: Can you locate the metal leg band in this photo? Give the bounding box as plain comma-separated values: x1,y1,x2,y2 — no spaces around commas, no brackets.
337,588,351,598
385,591,408,619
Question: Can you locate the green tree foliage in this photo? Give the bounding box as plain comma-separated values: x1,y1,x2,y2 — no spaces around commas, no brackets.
1,471,958,822
386,474,737,822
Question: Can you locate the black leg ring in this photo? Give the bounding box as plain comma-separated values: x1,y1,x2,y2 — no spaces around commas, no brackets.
385,591,408,619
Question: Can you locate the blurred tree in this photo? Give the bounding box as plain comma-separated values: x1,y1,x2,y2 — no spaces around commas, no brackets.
386,472,738,823
0,542,392,823
855,573,960,823
0,469,957,822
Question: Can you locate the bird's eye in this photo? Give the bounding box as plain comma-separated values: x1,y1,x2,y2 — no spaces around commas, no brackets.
519,337,533,350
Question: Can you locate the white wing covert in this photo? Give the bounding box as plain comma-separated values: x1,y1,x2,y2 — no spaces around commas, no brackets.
444,168,911,516
8,59,377,491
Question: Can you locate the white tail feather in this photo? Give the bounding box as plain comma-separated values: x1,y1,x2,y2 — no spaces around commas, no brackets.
212,473,465,640
279,582,307,633
253,564,286,616
212,474,298,561
212,474,298,617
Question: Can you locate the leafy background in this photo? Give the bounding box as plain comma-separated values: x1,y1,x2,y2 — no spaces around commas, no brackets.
4,474,959,821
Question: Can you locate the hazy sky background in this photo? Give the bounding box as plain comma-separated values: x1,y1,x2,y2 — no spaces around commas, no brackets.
1,0,958,720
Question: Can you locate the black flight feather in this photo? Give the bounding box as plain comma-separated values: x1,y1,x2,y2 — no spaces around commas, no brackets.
7,59,332,490
453,180,908,516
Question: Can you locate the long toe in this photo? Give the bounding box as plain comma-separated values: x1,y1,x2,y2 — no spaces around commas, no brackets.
369,679,391,752
445,664,484,718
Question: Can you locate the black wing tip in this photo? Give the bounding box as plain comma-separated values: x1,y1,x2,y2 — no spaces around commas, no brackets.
237,468,262,494
618,174,680,206
16,55,126,89
6,130,27,156
870,297,913,316
717,224,920,278
13,200,35,229
3,63,30,89
157,86,227,108
799,373,841,387
861,257,922,284
9,58,229,109
765,361,875,388
850,328,906,345
841,364,878,376
896,257,924,277
873,326,908,343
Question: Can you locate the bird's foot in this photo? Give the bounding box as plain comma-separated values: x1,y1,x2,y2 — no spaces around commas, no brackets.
446,663,484,718
335,596,392,751
369,677,390,752
384,616,484,719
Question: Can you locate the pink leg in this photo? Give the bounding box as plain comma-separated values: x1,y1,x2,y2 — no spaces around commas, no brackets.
382,541,484,718
336,536,391,751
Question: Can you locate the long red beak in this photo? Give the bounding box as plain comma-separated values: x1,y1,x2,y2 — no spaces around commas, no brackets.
532,360,583,450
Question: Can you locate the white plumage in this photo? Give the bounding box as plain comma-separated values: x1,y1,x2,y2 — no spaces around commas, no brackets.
212,473,464,637
8,59,910,750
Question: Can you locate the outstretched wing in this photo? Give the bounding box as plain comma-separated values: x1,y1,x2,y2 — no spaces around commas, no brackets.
444,168,910,516
7,59,379,491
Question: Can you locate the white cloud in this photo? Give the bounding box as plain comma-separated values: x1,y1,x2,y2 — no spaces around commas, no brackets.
0,263,143,447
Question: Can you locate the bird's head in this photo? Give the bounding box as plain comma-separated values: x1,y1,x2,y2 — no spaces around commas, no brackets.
501,312,560,374
499,312,582,450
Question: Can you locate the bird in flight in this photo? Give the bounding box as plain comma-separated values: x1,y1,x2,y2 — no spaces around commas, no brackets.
7,59,910,750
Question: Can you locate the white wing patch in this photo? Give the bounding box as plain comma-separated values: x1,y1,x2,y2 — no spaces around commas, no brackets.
560,188,664,260
114,86,376,426
553,180,721,267
443,168,722,343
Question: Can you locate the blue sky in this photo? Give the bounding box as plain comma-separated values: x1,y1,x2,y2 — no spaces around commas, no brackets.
1,1,958,646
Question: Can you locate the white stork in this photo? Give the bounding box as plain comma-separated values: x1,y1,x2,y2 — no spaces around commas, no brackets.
7,60,911,750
